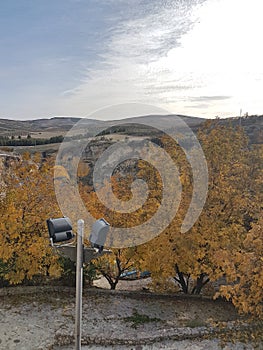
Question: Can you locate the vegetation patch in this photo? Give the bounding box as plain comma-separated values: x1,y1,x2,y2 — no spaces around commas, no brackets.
185,318,207,328
124,309,162,328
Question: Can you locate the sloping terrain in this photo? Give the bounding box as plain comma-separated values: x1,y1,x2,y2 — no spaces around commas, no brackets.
0,114,262,141
0,117,81,137
1,286,258,350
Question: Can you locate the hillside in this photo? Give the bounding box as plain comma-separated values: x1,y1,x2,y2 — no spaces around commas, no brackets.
0,117,79,135
216,115,263,144
0,114,262,150
0,115,205,136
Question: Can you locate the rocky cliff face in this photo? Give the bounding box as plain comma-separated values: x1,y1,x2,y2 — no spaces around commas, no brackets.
80,136,148,187
82,139,115,167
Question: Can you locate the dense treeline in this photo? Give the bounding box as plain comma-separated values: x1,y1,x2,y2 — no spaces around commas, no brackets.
0,135,64,146
0,121,262,320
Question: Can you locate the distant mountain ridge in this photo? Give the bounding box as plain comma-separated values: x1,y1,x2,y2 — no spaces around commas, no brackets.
0,114,262,144
0,115,205,133
0,117,81,134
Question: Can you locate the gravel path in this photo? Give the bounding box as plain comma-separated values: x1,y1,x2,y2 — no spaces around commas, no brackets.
55,339,255,350
0,287,260,350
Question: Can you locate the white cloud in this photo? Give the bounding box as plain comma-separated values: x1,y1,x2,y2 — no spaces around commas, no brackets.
59,0,263,119
59,0,196,118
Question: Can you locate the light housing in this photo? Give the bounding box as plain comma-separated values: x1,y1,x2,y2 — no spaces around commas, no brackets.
46,217,74,244
89,218,110,252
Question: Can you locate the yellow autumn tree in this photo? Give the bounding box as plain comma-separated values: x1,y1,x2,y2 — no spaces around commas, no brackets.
176,122,252,292
80,174,145,289
77,123,262,317
213,140,263,318
0,153,62,284
92,247,139,290
216,216,263,318
134,122,262,301
166,123,261,296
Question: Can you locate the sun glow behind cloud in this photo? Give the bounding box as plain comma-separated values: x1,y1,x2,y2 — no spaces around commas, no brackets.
147,0,263,117
59,0,263,119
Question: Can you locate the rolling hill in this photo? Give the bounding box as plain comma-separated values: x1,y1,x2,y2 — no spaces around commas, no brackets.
0,114,262,146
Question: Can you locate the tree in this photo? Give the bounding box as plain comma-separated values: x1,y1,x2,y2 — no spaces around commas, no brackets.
94,248,137,290
79,173,144,289
216,216,263,318
76,123,262,318
169,123,262,295
134,122,262,300
0,154,62,284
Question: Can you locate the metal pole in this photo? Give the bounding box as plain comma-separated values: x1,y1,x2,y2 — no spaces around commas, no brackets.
75,219,84,350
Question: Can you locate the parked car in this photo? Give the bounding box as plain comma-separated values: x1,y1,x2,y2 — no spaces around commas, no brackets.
120,269,151,280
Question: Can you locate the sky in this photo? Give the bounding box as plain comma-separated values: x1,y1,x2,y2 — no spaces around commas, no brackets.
1,0,263,120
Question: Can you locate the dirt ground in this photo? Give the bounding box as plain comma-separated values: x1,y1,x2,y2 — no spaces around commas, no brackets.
0,280,263,350
56,340,256,350
93,276,153,291
0,283,261,350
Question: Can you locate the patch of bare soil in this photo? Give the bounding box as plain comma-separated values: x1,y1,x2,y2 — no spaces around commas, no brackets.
0,286,260,350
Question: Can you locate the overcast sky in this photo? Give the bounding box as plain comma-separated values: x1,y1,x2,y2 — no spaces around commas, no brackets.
1,0,263,120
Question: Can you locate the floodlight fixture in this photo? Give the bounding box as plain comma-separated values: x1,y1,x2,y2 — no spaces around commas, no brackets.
89,218,110,252
46,217,74,245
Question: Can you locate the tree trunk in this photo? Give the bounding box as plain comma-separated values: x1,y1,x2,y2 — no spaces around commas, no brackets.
174,264,189,294
103,274,116,290
191,273,210,294
110,282,117,290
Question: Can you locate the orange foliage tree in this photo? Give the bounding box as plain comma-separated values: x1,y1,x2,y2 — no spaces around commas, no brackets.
0,153,62,284
216,216,263,318
79,174,144,289
138,122,263,317
76,122,262,318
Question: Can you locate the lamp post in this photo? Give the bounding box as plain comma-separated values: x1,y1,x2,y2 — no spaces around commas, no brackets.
75,219,84,350
46,217,111,350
